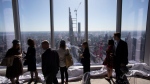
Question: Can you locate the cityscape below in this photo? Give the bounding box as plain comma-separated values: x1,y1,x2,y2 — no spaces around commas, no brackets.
0,30,145,66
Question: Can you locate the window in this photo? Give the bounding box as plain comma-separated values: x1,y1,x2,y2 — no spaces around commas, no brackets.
18,0,50,63
54,0,85,65
122,0,148,62
0,0,15,60
88,0,117,64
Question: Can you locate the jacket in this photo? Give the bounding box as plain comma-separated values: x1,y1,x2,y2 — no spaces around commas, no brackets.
115,40,128,65
42,48,59,77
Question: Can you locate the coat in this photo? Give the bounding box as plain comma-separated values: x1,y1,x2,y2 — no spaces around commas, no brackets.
81,48,90,66
25,47,36,71
114,40,128,66
103,45,114,68
42,48,59,77
5,48,23,79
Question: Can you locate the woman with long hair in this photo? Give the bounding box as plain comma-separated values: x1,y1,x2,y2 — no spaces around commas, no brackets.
103,40,114,82
57,40,69,84
24,39,39,82
81,42,90,73
5,40,23,84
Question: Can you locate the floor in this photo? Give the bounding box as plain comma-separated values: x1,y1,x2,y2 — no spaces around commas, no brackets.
25,77,150,84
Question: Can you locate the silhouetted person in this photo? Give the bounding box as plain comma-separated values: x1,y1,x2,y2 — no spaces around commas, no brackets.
113,33,128,83
41,40,59,84
23,39,39,83
103,40,114,82
80,42,90,73
57,40,69,84
5,40,23,84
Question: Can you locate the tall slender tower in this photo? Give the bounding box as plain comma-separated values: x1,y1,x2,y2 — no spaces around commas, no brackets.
78,22,81,40
69,8,74,45
126,32,133,60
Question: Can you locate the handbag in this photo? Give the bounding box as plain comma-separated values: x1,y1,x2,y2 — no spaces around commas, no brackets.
23,56,28,66
82,72,91,84
23,59,28,66
120,65,129,74
65,49,73,68
0,56,14,67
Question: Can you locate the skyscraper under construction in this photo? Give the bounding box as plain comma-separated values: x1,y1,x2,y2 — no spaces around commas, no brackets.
69,7,74,45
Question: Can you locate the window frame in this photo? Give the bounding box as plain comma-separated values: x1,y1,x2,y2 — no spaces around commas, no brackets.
12,0,150,65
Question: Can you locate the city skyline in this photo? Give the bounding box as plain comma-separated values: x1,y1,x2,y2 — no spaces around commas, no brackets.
0,30,146,32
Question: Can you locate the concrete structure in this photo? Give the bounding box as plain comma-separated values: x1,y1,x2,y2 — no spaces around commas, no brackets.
125,32,133,60
69,7,74,45
78,22,81,41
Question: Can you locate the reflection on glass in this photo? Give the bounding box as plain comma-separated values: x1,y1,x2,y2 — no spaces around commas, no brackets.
19,0,50,63
0,0,15,61
88,0,116,64
122,0,148,62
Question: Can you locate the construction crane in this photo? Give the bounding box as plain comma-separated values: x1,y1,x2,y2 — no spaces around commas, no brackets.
73,2,82,34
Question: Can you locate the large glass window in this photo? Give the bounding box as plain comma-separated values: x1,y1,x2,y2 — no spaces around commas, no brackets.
122,0,148,62
54,0,85,65
0,0,15,61
88,0,117,64
18,0,50,63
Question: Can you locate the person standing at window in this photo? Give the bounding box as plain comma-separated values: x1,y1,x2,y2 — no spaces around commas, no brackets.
103,40,114,82
24,39,39,83
5,40,23,84
41,40,59,84
57,40,69,84
80,42,90,73
113,33,128,83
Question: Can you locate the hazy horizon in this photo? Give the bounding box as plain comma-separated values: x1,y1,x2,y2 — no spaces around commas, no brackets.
0,30,146,33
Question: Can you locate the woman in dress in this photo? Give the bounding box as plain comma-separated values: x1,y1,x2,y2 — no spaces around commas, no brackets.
24,39,39,82
5,40,23,84
81,42,90,73
57,40,69,84
103,40,114,81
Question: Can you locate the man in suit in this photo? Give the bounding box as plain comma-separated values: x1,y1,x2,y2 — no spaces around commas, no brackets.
41,40,59,84
113,33,128,83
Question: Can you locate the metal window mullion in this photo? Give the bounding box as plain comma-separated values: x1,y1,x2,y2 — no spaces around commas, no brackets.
144,0,150,66
50,0,54,49
85,0,88,42
116,0,122,33
12,0,21,41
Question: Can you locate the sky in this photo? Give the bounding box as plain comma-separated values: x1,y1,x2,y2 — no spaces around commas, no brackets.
0,0,149,32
